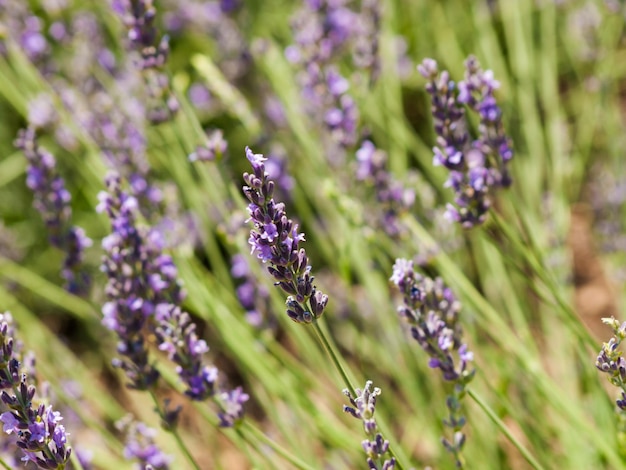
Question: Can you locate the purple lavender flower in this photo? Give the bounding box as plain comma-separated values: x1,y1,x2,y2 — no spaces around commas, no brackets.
231,254,272,329
116,415,172,469
597,317,626,411
217,387,249,428
355,140,415,238
0,312,72,469
343,381,396,470
286,1,361,160
352,0,381,82
155,305,218,401
14,127,92,295
188,129,228,163
112,0,178,123
99,174,246,426
98,174,162,390
243,147,328,324
390,259,474,467
419,56,513,228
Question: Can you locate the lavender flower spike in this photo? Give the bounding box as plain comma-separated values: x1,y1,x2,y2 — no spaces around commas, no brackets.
343,381,396,470
243,147,328,323
0,312,72,469
14,127,92,295
112,0,178,123
100,174,246,426
419,56,513,228
597,317,626,411
98,173,160,390
390,259,474,467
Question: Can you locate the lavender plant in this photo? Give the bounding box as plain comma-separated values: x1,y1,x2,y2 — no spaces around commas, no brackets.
14,127,92,295
343,381,396,470
242,147,328,324
111,0,178,124
99,173,247,427
355,140,415,238
418,56,513,228
0,312,71,469
391,259,475,468
116,415,172,469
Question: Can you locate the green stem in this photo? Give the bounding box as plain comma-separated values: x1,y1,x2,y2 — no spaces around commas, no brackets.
241,421,317,470
312,320,356,395
148,390,202,470
467,388,545,470
311,319,409,470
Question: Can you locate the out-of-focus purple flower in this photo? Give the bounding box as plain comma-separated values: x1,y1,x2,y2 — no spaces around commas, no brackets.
0,312,72,469
355,140,415,238
352,0,381,82
390,259,474,467
217,387,249,428
419,56,513,228
100,174,246,425
27,94,57,130
112,0,178,123
188,129,228,162
243,147,328,323
286,0,362,160
187,83,213,111
14,127,92,295
116,415,172,469
343,381,396,470
597,317,626,411
98,174,163,390
231,254,272,329
155,305,217,401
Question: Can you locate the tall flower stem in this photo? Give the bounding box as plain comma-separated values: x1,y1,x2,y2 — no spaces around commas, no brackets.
241,420,316,470
147,389,201,470
467,389,545,470
489,211,595,349
311,319,408,470
312,320,356,396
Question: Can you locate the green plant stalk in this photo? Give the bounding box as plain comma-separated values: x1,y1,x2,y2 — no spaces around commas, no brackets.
311,319,409,470
241,420,317,470
148,389,202,470
468,388,545,470
404,216,624,467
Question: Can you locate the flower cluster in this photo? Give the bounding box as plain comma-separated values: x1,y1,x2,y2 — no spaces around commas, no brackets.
231,254,272,329
285,1,361,159
343,381,396,470
390,259,474,467
352,0,381,82
111,0,178,123
154,306,218,401
116,415,172,469
188,129,228,163
14,127,92,295
99,174,246,426
418,56,513,228
243,147,328,324
596,317,626,410
355,140,416,238
98,174,165,390
0,312,71,469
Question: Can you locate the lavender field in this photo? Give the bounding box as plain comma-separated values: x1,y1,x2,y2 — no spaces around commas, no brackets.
1,0,626,469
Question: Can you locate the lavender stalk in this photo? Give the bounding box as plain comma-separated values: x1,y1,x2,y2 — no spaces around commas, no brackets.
418,56,513,228
391,259,475,468
0,312,72,469
99,173,247,428
242,147,328,324
14,127,92,295
343,381,396,470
